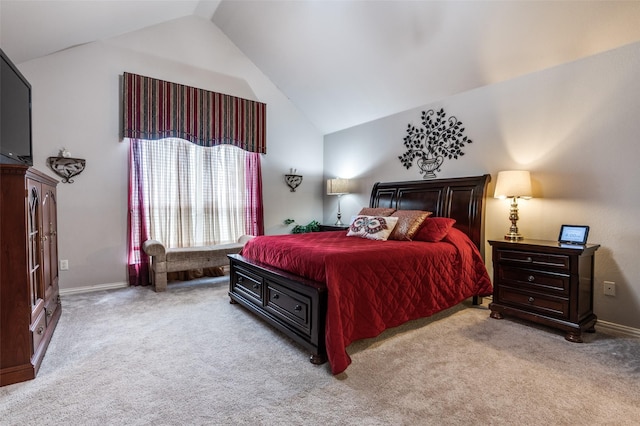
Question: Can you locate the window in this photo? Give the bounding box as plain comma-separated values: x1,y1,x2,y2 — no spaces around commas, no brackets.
127,138,263,285
122,72,266,286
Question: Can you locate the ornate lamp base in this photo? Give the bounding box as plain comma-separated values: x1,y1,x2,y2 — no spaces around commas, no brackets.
504,196,524,241
334,194,344,226
504,232,523,241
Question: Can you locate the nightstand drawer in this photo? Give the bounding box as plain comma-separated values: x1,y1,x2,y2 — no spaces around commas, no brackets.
498,266,570,294
497,287,569,320
496,250,570,271
266,281,311,335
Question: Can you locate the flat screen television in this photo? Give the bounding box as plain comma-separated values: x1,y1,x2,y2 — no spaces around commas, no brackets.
1,48,33,166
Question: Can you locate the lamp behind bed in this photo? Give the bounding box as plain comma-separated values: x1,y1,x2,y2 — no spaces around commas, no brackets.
327,178,350,226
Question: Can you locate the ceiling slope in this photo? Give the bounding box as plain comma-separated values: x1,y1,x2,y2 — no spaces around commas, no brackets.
2,0,640,134
212,1,640,133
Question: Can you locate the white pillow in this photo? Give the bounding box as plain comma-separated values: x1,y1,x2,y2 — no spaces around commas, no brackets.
346,215,399,241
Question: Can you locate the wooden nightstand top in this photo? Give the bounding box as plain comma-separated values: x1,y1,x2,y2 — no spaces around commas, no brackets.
318,224,349,232
489,238,600,255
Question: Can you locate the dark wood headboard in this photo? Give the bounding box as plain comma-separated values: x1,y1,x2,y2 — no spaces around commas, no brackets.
369,174,491,253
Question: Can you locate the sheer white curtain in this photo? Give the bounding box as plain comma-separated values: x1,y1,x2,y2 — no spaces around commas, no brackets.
133,138,247,248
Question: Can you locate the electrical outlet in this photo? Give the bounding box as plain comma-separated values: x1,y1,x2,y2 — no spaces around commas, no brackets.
604,281,616,296
59,259,69,271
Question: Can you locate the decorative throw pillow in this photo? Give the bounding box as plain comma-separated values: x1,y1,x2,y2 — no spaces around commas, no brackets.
413,217,457,242
388,210,432,241
358,207,396,217
346,215,399,241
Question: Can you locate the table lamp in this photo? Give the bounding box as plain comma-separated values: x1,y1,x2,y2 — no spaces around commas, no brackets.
494,170,532,241
327,178,350,226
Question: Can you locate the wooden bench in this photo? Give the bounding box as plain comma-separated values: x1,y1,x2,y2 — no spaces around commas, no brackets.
142,235,254,292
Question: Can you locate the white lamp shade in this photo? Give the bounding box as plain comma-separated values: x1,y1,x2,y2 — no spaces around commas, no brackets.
494,170,532,199
327,178,349,195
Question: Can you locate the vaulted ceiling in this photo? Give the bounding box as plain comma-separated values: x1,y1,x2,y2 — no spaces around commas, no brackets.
2,0,640,134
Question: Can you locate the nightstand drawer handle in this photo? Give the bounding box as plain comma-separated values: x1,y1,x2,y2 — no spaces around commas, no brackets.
294,305,302,312
273,294,279,299
528,275,535,282
252,283,260,290
526,257,532,262
528,297,535,304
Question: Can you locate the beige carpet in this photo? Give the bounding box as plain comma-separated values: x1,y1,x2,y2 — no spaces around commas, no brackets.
1,277,639,425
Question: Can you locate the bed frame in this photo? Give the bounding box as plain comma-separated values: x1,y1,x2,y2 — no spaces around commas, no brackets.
228,174,491,364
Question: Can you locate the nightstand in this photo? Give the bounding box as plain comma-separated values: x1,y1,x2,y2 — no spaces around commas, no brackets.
488,239,600,343
318,224,349,232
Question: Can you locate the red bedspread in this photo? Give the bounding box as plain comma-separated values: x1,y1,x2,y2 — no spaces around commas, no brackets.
241,229,492,374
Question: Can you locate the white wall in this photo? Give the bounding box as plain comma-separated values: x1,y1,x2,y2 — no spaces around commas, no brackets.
324,41,640,329
18,16,324,290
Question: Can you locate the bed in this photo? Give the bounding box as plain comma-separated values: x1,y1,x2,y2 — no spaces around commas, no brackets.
228,174,492,374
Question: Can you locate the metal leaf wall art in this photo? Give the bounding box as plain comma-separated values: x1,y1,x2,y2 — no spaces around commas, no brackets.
398,108,472,179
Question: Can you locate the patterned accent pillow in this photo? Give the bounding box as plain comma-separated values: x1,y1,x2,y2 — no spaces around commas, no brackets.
388,210,432,241
413,217,457,242
346,215,399,241
358,207,396,217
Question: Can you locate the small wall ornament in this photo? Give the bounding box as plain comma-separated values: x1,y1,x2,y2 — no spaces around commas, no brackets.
398,108,472,179
47,148,86,183
284,169,303,192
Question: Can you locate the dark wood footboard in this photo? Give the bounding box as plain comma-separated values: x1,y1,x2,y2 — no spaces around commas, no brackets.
228,254,328,364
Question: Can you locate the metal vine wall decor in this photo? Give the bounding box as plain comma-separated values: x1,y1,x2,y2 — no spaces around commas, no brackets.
398,108,472,179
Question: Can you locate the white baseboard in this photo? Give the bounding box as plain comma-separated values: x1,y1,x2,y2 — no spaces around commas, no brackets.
59,281,128,296
597,320,640,339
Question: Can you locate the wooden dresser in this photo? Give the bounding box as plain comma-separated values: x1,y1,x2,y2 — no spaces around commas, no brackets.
1,164,61,386
488,239,599,343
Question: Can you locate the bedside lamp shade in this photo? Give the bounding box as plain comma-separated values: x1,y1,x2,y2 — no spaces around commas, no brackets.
494,170,532,241
327,178,349,195
494,170,532,199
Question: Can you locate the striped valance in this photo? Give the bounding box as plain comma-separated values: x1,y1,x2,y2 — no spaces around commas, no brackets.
122,72,266,153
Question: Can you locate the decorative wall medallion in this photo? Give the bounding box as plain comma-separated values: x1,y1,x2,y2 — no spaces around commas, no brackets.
47,156,86,183
284,169,303,192
398,108,472,179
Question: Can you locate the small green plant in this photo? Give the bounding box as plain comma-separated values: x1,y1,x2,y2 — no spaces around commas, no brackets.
284,218,320,234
